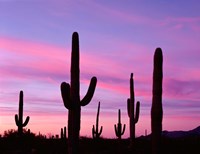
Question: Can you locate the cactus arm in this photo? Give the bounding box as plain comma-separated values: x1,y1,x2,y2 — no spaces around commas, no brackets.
116,126,121,137
61,82,73,109
99,126,103,135
135,101,140,123
114,124,118,136
22,116,30,127
127,99,130,117
15,114,20,126
122,124,126,135
81,77,97,106
93,126,102,138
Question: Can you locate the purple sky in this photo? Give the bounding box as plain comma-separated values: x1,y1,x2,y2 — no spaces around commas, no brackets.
0,0,200,138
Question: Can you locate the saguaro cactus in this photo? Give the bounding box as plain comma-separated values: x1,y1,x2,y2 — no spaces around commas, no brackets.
151,48,163,154
92,101,103,139
61,32,97,154
61,126,67,139
15,91,30,136
114,109,126,139
127,73,140,146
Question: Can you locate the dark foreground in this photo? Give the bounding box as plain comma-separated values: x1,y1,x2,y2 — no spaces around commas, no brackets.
0,136,199,154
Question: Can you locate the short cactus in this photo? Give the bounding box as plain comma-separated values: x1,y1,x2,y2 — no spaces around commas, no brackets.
15,91,30,136
151,48,163,154
92,102,103,139
61,126,67,139
60,32,97,154
127,73,140,146
114,109,126,139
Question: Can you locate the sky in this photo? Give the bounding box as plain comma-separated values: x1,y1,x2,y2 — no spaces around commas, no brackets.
0,0,200,138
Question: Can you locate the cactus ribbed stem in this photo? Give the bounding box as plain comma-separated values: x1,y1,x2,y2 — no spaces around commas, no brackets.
114,109,126,139
151,48,163,154
92,102,103,139
15,91,30,136
61,32,97,154
127,73,140,146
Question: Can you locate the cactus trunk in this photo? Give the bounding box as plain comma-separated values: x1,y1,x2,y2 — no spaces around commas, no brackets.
151,48,163,154
92,102,103,139
15,91,30,136
127,73,140,147
68,32,80,153
61,128,63,139
61,32,97,154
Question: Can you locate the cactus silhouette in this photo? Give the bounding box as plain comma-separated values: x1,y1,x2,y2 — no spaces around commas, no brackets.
92,101,103,139
15,91,30,136
114,109,126,139
145,129,147,136
60,32,97,154
127,73,140,146
61,126,67,139
151,48,163,154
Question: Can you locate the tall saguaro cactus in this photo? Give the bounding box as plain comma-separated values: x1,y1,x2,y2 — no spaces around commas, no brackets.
61,32,97,154
92,101,103,139
114,109,126,139
151,48,163,154
127,73,140,146
15,91,30,136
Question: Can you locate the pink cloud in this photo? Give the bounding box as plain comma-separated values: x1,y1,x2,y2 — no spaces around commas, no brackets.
2,36,198,104
0,36,69,81
164,78,200,101
0,36,67,59
0,35,153,95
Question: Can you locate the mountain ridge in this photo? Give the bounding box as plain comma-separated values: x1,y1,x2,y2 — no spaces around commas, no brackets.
139,125,200,139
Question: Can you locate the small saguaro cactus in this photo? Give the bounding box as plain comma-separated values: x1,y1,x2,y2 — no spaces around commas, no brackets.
61,126,67,139
15,91,30,136
151,48,163,154
114,109,126,139
127,73,140,146
92,102,103,139
60,32,97,154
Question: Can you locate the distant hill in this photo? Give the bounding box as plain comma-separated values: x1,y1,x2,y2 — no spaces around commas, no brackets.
162,126,200,138
139,126,200,139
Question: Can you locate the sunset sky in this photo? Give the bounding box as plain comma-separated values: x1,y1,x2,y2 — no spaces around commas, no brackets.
0,0,200,138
